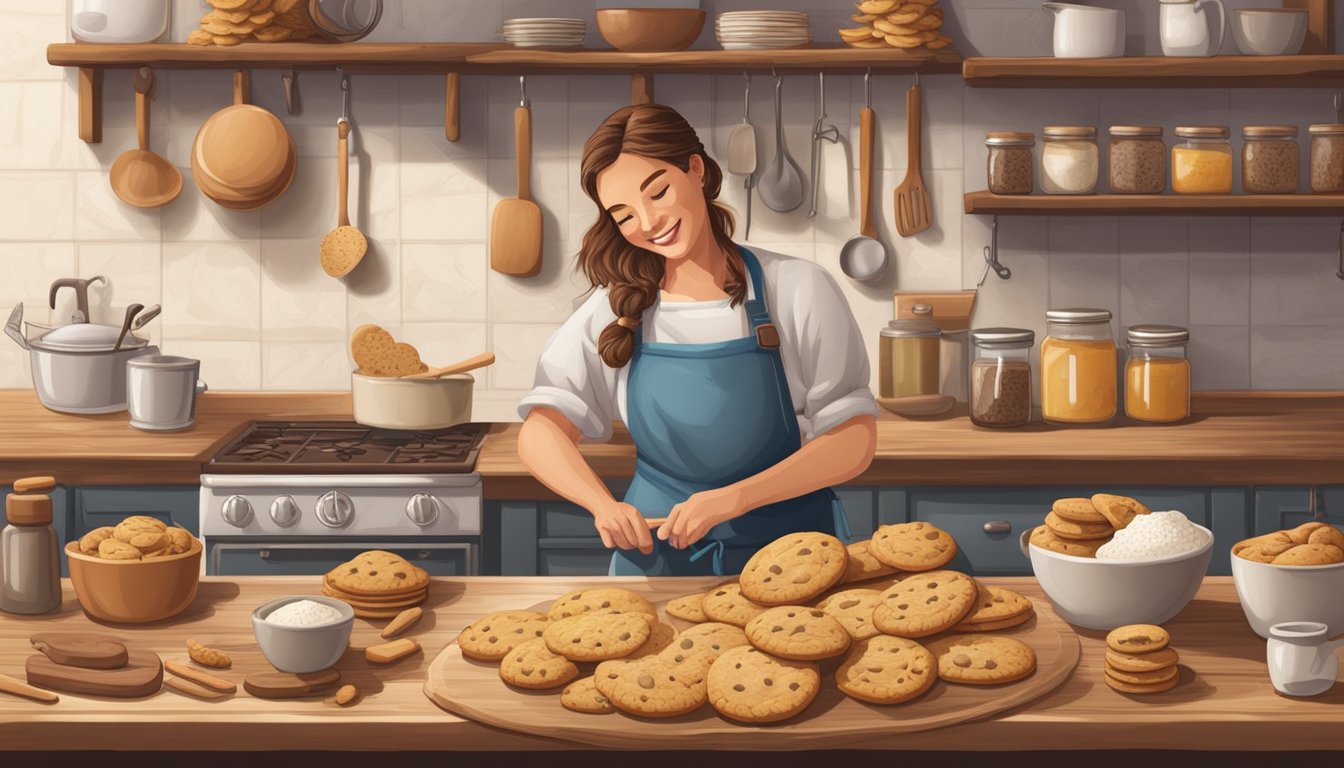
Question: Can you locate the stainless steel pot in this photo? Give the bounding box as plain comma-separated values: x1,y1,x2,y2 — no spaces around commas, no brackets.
8,305,158,414
351,372,473,430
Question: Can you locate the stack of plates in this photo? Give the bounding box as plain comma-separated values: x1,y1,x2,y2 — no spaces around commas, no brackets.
715,10,811,50
501,17,586,48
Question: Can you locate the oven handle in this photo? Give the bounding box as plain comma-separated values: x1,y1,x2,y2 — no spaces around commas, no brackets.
201,474,482,489
210,541,478,575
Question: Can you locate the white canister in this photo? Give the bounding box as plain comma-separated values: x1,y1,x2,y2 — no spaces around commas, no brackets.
71,0,170,44
1159,0,1226,57
126,355,207,432
1043,3,1125,59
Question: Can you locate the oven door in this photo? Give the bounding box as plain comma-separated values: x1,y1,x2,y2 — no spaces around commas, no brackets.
207,539,478,577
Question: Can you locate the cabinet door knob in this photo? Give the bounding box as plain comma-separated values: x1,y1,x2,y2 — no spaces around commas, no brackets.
983,521,1012,534
258,550,271,560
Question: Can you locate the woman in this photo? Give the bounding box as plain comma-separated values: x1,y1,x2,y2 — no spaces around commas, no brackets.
517,104,878,577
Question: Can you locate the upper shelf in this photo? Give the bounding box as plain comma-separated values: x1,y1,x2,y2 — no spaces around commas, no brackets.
46,43,962,74
962,55,1344,88
964,190,1344,217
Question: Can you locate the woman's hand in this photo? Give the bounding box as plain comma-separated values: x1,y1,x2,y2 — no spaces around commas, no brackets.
658,487,745,550
593,501,654,554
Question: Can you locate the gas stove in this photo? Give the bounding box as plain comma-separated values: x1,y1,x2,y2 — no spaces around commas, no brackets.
199,421,490,576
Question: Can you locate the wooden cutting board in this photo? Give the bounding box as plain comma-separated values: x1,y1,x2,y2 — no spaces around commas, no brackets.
423,582,1081,749
26,649,162,699
30,632,128,670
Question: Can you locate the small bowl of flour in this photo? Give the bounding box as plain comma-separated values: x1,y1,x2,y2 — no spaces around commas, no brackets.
253,595,355,673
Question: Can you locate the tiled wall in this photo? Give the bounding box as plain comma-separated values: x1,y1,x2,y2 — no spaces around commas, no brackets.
2,1,1343,422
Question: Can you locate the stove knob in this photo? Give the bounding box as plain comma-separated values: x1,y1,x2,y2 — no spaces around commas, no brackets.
221,495,254,528
315,491,354,528
270,495,301,527
405,494,441,527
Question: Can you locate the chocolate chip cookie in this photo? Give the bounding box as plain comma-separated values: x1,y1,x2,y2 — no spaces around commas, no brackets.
700,583,768,628
739,532,848,606
872,571,977,638
561,676,614,714
869,522,957,572
928,634,1037,685
543,610,653,662
665,592,708,623
1106,624,1169,654
458,611,552,662
707,646,820,724
1030,525,1104,558
744,606,851,661
841,540,900,584
594,650,712,718
499,638,579,690
835,635,937,705
815,588,883,641
549,588,656,621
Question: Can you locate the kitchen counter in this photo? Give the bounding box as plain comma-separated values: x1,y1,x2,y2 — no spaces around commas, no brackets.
0,575,1341,753
3,391,1344,491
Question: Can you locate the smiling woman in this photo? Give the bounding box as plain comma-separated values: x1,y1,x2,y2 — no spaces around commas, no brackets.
515,104,879,578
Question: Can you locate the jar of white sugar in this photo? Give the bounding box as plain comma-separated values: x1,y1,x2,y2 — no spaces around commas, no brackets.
1041,126,1099,195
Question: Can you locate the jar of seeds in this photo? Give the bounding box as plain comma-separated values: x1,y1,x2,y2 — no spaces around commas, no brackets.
1242,126,1300,194
1309,124,1344,193
1108,126,1165,194
985,132,1035,195
969,327,1034,429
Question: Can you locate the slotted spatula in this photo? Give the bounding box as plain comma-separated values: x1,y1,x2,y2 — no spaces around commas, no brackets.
893,74,932,237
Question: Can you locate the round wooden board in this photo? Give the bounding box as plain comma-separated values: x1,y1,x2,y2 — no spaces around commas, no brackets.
423,582,1081,749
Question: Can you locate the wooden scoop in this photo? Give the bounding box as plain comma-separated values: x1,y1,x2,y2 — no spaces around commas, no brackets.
402,352,495,380
110,68,182,209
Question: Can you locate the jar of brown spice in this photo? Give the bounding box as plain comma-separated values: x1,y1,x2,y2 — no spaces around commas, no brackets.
1242,126,1299,194
1309,124,1344,193
985,132,1035,195
1108,126,1165,194
969,328,1034,429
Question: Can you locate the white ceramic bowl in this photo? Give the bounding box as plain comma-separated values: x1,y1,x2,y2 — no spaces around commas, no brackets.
1232,9,1307,56
252,595,354,673
1230,553,1344,639
351,371,473,430
1021,524,1214,630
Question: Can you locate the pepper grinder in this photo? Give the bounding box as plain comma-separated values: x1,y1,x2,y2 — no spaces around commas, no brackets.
0,476,61,615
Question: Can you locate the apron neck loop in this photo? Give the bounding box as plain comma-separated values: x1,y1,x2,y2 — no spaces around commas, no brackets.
688,539,726,577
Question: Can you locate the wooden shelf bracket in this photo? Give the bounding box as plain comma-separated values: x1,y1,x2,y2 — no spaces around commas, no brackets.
78,67,102,143
445,71,460,142
978,216,1012,286
631,70,653,105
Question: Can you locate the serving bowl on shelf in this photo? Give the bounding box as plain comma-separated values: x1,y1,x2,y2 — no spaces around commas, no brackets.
1232,8,1307,56
1020,524,1214,630
596,8,706,51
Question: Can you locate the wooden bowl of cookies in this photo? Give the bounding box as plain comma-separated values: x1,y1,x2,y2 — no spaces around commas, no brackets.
66,519,202,624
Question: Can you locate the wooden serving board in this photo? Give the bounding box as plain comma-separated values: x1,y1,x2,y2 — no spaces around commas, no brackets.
423,582,1081,749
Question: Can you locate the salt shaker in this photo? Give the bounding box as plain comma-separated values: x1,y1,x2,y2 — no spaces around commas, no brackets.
0,476,62,615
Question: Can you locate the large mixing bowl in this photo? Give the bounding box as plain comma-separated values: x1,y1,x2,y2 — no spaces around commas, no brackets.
66,539,202,623
1231,553,1344,639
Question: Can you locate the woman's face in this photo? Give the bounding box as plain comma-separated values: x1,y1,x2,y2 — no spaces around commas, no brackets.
595,152,708,261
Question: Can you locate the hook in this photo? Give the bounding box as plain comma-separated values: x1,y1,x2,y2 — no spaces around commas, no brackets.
519,74,529,107
978,216,1012,287
337,66,350,122
914,71,920,87
282,68,300,115
743,71,751,119
865,68,872,107
1336,220,1344,280
771,64,778,80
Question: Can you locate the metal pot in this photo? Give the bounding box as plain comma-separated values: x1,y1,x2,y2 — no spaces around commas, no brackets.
351,372,473,430
20,317,158,414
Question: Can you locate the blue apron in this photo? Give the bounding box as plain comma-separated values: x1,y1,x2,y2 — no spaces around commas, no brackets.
609,246,852,577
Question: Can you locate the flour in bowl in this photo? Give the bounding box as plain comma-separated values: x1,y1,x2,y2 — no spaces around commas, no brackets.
1096,511,1208,560
267,599,343,627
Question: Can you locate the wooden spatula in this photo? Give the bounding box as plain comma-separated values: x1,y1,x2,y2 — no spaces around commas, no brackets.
401,352,496,380
490,78,542,277
893,76,932,237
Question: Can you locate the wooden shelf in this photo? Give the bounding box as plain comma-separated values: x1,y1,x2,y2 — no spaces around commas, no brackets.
963,55,1344,88
463,46,961,74
964,190,1344,216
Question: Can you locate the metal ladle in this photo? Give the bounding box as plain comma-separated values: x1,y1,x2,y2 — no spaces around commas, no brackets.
757,70,805,213
839,71,887,283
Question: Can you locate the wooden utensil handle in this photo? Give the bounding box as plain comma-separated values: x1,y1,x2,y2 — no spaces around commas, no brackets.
337,119,351,227
403,351,496,379
134,67,152,152
515,105,532,202
645,517,667,528
859,107,876,239
232,70,249,106
0,672,58,703
906,83,922,174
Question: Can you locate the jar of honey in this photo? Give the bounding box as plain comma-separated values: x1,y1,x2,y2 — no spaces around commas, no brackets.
1172,126,1232,194
879,304,941,398
1125,325,1191,424
1041,308,1116,426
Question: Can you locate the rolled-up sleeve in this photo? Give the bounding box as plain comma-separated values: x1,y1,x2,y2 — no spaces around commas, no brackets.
785,265,879,441
516,292,619,442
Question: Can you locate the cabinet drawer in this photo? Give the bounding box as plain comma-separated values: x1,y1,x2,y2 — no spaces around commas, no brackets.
540,502,600,538
910,508,1040,575
1254,487,1344,534
74,487,199,536
209,542,476,576
538,540,611,577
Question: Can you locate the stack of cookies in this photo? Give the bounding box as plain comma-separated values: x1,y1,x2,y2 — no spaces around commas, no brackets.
1104,624,1181,695
187,0,320,47
1031,493,1152,558
1233,521,1344,566
322,550,429,619
838,0,952,51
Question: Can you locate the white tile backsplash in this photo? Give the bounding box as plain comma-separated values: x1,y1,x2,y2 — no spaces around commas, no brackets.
4,1,1342,397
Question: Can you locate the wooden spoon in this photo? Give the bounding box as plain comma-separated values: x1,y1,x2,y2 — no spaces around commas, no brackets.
110,68,182,209
401,352,495,380
320,73,367,278
489,78,542,277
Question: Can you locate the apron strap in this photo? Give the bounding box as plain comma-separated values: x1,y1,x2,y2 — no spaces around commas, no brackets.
688,539,726,577
831,491,854,544
738,247,772,333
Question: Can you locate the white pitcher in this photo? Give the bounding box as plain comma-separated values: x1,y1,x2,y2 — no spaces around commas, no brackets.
1160,0,1226,57
1266,621,1342,697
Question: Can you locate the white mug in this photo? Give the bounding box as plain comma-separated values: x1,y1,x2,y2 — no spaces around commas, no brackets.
1160,0,1226,58
126,355,208,432
1043,3,1126,59
1266,621,1343,697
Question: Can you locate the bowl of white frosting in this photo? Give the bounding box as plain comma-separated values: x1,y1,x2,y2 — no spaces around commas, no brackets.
252,595,355,673
1022,511,1214,630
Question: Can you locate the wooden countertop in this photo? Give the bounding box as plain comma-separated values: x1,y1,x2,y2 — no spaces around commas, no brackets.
3,390,1344,490
0,576,1340,752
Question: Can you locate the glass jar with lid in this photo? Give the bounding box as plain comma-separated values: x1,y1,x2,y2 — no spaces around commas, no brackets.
1108,126,1165,194
1125,325,1191,424
1040,126,1099,195
1040,308,1116,426
1172,126,1232,194
969,328,1034,429
985,132,1035,195
879,304,941,399
1309,124,1344,192
1242,126,1300,194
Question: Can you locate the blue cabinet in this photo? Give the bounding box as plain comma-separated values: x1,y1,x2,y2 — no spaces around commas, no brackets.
1253,486,1344,535
71,486,199,538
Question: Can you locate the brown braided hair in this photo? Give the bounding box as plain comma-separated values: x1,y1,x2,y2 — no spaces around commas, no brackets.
578,104,745,368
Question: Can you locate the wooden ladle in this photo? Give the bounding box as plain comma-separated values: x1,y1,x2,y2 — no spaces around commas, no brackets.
401,352,496,380
110,68,182,209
